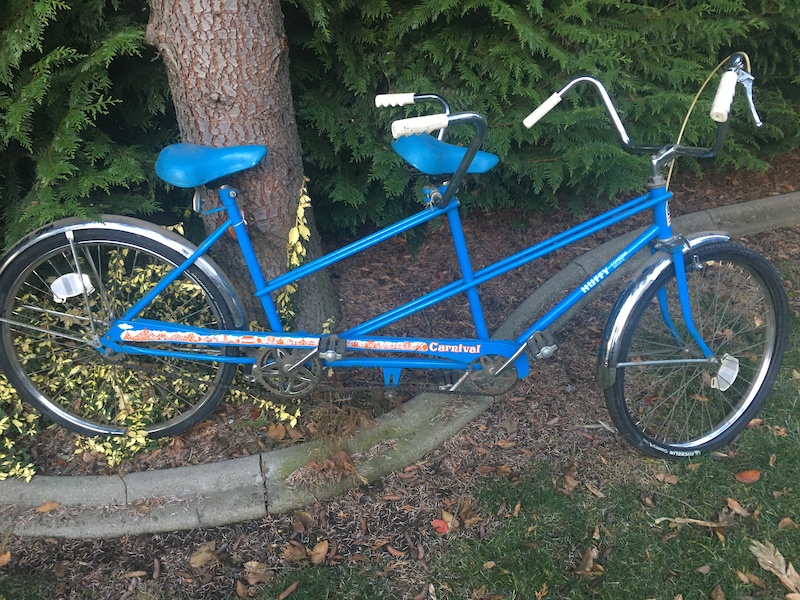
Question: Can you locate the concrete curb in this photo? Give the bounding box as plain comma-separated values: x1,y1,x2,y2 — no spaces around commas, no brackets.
2,192,799,538
2,392,492,538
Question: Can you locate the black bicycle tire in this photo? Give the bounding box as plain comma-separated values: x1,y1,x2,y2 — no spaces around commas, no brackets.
603,242,788,458
0,226,239,438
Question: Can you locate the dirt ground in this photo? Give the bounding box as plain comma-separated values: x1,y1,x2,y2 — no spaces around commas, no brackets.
3,147,800,599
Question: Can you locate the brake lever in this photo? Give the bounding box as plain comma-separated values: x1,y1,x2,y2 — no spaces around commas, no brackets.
737,70,763,128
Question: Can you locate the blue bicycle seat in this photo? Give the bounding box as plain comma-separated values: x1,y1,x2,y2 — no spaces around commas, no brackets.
391,134,499,176
155,143,268,188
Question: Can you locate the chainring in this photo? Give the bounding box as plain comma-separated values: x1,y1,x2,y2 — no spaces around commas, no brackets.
253,347,322,398
466,354,518,395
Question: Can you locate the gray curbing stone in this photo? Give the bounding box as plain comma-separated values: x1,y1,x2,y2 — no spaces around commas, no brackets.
261,392,493,515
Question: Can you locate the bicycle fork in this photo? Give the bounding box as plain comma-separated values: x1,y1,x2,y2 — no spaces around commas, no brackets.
653,241,740,391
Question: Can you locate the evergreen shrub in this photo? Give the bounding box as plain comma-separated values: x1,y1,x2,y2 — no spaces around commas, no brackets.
0,0,174,250
285,0,800,232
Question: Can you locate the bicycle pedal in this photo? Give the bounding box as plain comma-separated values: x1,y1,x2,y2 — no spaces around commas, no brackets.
526,330,558,360
435,370,460,391
319,333,347,361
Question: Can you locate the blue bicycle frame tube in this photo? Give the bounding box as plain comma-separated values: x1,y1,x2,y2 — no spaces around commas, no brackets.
257,200,458,296
121,216,234,322
106,319,529,376
670,245,714,358
516,224,660,343
447,206,490,338
219,188,285,330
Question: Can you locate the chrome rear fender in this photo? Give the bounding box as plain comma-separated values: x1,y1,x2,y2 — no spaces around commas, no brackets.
0,215,247,328
597,232,731,389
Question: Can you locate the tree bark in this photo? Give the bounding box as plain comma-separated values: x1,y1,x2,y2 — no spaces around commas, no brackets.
145,0,338,331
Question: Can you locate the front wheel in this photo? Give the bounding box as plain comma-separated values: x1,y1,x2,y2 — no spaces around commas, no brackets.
0,224,239,438
603,243,788,458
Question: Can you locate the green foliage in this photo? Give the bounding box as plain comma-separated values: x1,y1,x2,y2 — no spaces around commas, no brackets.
284,0,800,232
0,0,174,248
0,378,38,481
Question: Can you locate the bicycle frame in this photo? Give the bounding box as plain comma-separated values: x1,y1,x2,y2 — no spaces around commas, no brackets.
103,176,712,387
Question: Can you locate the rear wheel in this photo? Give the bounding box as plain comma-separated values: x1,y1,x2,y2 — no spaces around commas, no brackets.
604,243,788,458
0,226,238,438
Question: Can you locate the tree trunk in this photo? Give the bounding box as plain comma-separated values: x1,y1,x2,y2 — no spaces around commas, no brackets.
145,0,338,331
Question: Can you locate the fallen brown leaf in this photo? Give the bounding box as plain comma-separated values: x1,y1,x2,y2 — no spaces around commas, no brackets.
189,542,217,569
471,585,487,599
431,519,449,534
726,498,751,517
35,500,60,513
694,564,711,574
585,483,606,498
736,570,767,589
121,570,148,578
749,539,800,592
535,582,548,599
0,551,10,568
282,541,308,562
494,439,516,449
779,518,798,530
243,561,274,585
386,545,405,558
560,461,579,497
268,423,286,441
496,464,512,477
655,472,679,485
412,585,430,600
278,580,299,600
710,583,725,599
734,469,761,484
310,540,329,565
575,546,599,575
236,579,249,599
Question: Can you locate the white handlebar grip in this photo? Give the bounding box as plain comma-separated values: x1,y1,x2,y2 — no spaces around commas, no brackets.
523,92,563,128
375,93,416,107
710,70,738,123
391,114,450,139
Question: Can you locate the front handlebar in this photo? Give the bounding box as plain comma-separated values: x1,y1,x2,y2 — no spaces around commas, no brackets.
522,52,762,176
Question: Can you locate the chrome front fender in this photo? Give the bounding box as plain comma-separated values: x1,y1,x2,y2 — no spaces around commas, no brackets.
0,216,247,328
596,232,731,389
